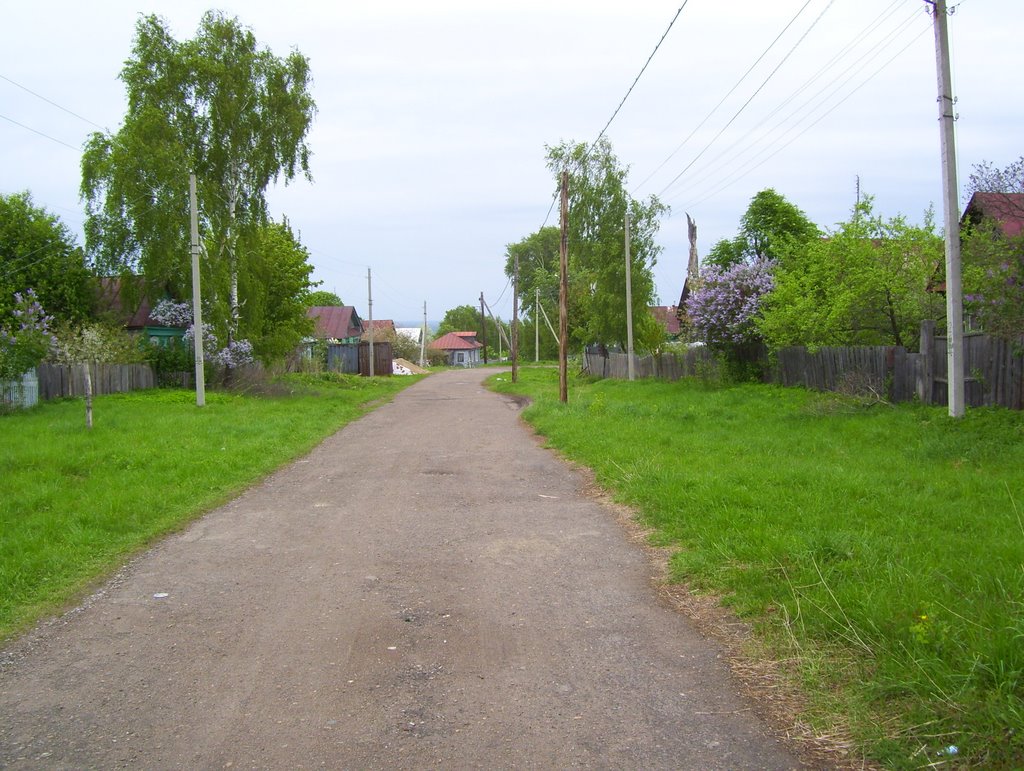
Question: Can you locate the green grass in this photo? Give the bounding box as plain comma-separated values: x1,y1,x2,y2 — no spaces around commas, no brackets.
491,367,1024,768
0,373,419,640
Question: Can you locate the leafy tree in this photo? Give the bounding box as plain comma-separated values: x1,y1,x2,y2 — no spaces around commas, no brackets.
0,290,57,380
758,197,945,349
706,188,819,269
545,137,667,352
503,227,562,360
234,219,316,360
965,156,1024,197
81,11,316,346
0,192,94,324
962,221,1024,341
307,290,343,307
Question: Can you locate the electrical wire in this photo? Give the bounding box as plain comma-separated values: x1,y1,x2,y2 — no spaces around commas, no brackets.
632,0,817,194
0,112,80,151
656,0,839,200
0,74,107,131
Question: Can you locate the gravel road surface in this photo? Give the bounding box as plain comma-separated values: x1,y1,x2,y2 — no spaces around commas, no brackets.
1,369,809,769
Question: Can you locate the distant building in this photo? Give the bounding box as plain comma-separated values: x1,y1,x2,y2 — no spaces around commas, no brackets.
95,277,185,346
649,305,682,340
429,331,483,367
306,306,364,343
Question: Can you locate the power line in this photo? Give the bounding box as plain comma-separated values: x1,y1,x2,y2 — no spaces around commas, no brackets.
0,112,81,151
0,74,107,131
657,0,839,200
632,0,817,194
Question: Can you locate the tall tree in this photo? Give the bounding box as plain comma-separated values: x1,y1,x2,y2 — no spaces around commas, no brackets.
706,188,819,269
964,156,1024,197
306,290,344,307
0,192,93,324
546,137,667,352
81,11,316,345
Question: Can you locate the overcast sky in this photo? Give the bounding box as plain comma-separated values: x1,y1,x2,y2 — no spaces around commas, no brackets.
2,0,1021,325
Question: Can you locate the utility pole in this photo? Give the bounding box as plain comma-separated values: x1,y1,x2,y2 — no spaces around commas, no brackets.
535,286,540,363
367,267,374,377
479,292,488,364
512,249,520,383
558,170,569,404
420,301,427,368
930,0,964,417
624,211,635,382
189,173,205,407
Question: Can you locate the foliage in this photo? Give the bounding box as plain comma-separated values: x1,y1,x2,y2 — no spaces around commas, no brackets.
758,197,945,349
964,156,1024,197
50,320,147,365
151,299,255,368
962,219,1024,340
491,368,1024,768
705,188,820,269
0,290,57,380
233,219,316,360
0,192,94,324
503,227,561,360
544,137,667,352
306,290,343,307
80,11,316,341
685,260,775,347
0,374,419,640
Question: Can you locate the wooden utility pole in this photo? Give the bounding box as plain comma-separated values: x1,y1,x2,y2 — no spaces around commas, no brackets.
624,211,635,381
479,292,488,364
930,0,964,417
512,249,520,383
367,268,374,377
189,173,205,407
558,170,569,403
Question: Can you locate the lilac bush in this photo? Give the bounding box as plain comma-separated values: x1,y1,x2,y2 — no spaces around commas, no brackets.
0,290,57,380
150,299,193,328
685,259,775,347
159,301,255,367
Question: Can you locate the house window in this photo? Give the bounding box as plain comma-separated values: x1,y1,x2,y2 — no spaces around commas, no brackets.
456,352,465,363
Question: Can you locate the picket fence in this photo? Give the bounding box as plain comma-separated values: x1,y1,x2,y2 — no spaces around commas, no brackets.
583,322,1024,410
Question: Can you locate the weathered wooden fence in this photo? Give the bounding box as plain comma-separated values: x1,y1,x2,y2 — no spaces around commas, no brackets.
584,322,1024,410
327,342,393,376
36,363,156,400
583,345,716,381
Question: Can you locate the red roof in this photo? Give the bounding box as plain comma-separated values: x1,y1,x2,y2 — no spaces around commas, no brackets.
963,192,1024,237
649,305,681,336
429,331,482,351
95,277,177,329
307,306,364,339
363,319,395,332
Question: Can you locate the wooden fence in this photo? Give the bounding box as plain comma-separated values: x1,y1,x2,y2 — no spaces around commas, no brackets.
327,342,393,376
584,322,1024,410
36,363,156,400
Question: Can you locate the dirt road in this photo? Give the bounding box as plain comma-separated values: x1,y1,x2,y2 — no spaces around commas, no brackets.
1,369,807,769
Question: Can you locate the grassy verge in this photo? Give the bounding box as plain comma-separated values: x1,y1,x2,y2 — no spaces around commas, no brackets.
491,367,1023,768
0,373,420,641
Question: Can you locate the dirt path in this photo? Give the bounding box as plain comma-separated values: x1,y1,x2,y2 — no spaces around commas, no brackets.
1,369,808,769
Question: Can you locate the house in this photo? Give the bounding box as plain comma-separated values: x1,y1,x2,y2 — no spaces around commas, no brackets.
649,305,682,339
429,331,483,367
360,319,396,340
306,305,364,343
95,277,186,346
962,192,1024,237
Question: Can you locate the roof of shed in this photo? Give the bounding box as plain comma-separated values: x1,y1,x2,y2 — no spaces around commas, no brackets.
307,306,364,339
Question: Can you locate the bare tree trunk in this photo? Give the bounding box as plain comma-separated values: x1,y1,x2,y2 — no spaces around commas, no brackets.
83,362,93,430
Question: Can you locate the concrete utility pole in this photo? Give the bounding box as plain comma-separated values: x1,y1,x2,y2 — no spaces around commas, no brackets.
558,170,569,404
930,0,965,417
479,292,488,365
512,249,520,383
420,301,427,368
189,173,205,407
367,268,374,377
624,212,635,382
535,287,540,363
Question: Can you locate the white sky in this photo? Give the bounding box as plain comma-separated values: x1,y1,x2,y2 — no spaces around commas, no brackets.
2,0,1021,325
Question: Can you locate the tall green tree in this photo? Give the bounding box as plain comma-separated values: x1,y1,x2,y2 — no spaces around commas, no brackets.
81,11,316,345
707,188,819,269
758,197,944,349
306,290,343,307
0,192,93,323
503,227,561,359
546,137,667,351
